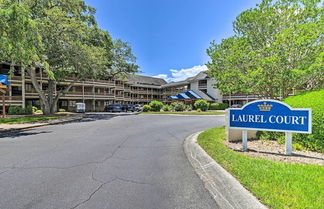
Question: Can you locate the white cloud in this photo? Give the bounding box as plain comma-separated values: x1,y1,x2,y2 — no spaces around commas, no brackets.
153,65,208,83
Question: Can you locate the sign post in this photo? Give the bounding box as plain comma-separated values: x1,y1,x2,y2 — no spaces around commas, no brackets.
228,100,312,155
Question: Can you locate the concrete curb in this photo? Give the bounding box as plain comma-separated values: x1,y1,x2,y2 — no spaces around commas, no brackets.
184,132,267,209
0,115,84,134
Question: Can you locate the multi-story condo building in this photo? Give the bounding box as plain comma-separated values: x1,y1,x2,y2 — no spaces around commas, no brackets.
0,63,258,112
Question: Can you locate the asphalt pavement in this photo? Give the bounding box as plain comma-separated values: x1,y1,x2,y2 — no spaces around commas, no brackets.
0,113,225,209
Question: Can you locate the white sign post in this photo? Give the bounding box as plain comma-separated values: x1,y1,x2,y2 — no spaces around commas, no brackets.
242,130,248,151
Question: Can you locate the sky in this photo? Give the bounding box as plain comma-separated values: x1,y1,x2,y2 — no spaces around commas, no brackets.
85,0,261,82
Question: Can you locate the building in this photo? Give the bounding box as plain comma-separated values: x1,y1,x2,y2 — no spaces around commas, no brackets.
0,63,258,112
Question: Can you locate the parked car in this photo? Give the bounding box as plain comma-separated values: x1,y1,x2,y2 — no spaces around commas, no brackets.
231,104,243,108
122,104,135,112
75,103,86,113
134,104,142,112
104,104,122,112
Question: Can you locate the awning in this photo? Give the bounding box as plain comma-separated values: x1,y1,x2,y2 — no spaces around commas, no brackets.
177,93,190,99
187,90,202,99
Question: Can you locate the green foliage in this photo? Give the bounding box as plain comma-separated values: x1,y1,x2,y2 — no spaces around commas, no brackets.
198,127,324,209
185,104,192,111
142,105,151,112
0,0,139,115
32,106,38,113
197,108,202,112
207,0,324,98
35,110,43,114
8,106,33,115
162,104,171,112
257,90,324,152
25,105,33,114
285,90,324,152
58,108,66,112
170,102,186,112
209,103,229,110
149,100,163,112
194,99,210,111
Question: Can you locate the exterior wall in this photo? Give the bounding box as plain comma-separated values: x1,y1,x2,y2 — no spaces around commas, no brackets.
207,79,222,102
0,63,261,112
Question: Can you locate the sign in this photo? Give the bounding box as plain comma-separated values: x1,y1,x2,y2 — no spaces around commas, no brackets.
227,100,312,155
229,100,312,134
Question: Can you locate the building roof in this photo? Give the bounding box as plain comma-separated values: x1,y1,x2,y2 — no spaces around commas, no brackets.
161,80,190,88
127,75,167,86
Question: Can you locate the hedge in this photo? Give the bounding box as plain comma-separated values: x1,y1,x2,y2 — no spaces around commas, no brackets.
209,103,229,110
258,90,324,152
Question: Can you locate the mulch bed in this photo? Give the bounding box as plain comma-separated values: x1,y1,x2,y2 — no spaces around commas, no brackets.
225,140,324,166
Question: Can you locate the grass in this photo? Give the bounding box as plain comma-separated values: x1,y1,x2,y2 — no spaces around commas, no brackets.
140,111,225,115
0,115,61,124
198,127,324,209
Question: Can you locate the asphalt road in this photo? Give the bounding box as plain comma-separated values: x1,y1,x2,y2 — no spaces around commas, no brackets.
0,113,225,209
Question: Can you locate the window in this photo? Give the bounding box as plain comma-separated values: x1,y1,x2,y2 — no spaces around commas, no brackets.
61,101,68,106
11,86,22,96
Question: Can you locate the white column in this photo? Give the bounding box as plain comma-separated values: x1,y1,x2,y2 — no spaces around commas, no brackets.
242,130,248,151
285,132,292,155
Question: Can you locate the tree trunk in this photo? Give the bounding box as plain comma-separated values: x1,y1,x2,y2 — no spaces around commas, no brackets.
25,66,51,115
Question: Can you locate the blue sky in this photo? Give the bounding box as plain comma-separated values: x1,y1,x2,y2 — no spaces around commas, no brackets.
85,0,260,82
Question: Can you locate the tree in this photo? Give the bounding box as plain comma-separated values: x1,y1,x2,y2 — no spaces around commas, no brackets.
207,0,324,99
0,0,139,114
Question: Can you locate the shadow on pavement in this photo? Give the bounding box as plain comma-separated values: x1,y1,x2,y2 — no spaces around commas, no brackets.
0,130,52,139
67,113,137,124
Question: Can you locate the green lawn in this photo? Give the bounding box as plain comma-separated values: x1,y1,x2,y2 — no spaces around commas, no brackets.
198,127,324,209
0,115,60,124
140,111,225,115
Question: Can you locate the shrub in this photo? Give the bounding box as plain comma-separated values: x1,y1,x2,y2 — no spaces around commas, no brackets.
58,108,66,112
32,106,38,113
209,103,229,110
171,102,186,112
8,106,32,115
35,110,43,114
194,99,210,111
162,104,171,112
149,100,163,112
257,90,324,152
142,105,151,112
197,108,202,112
185,105,192,111
25,106,33,114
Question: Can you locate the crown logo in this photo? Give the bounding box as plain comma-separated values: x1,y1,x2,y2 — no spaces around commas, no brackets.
258,102,272,111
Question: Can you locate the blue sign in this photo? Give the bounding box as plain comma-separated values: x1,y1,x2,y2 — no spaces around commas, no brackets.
229,100,312,133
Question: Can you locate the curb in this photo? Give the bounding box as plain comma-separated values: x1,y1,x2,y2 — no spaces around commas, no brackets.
184,132,267,209
0,115,84,134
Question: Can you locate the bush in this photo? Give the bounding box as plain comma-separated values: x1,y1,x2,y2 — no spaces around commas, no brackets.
149,100,163,112
197,108,202,112
25,106,33,114
58,108,66,112
162,104,171,112
8,106,33,115
185,105,192,111
209,103,229,110
35,110,43,114
32,106,38,113
142,105,151,112
194,99,210,111
257,90,324,152
171,102,186,112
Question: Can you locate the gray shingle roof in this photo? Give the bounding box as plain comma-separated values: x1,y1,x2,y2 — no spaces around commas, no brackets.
127,75,167,86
